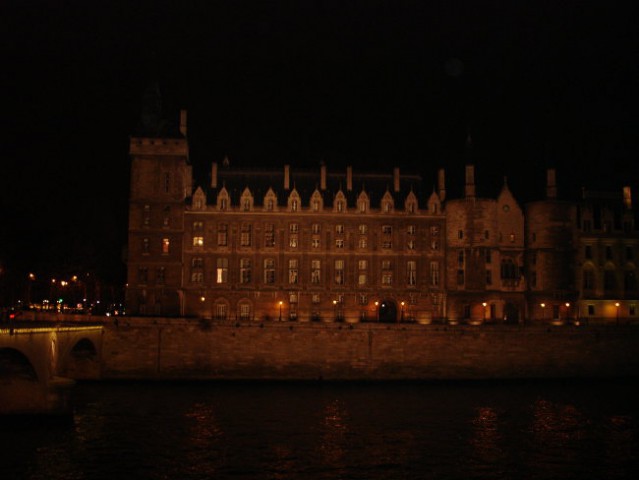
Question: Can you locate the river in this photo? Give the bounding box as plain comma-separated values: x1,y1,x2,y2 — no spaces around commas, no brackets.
2,379,638,479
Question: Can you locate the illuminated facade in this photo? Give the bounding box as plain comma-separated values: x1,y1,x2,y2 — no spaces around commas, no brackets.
125,110,638,324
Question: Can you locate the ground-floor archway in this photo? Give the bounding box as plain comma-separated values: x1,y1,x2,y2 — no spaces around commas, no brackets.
504,302,520,323
379,300,398,323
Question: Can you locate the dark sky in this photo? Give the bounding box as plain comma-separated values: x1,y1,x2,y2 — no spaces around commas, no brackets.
2,0,638,285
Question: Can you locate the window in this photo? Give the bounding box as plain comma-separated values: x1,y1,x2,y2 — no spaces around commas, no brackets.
337,200,344,212
358,273,367,286
240,225,252,247
193,221,203,232
335,239,344,249
267,199,274,211
335,260,345,285
289,235,298,248
382,272,393,286
143,204,150,226
458,230,464,239
288,259,299,284
312,294,320,304
239,304,250,320
193,236,204,247
335,224,344,234
242,199,251,211
585,245,592,260
142,238,150,254
359,294,368,305
486,270,492,285
359,238,367,249
215,303,227,321
382,260,391,270
407,225,416,234
624,271,637,292
240,258,251,284
382,225,392,235
500,259,517,279
509,233,515,243
191,257,203,268
264,224,275,247
217,224,228,246
407,261,417,286
484,230,490,240
630,304,636,316
264,259,275,284
430,261,440,287
311,259,321,284
291,199,298,212
312,238,320,248
604,269,616,290
138,267,148,284
359,224,368,234
605,246,613,261
407,240,415,250
312,223,321,234
486,250,492,264
216,258,228,284
358,260,368,270
458,251,464,267
190,271,203,283
382,240,392,249
457,269,465,285
162,206,170,227
162,238,170,254
290,223,299,233
583,269,594,289
156,266,165,283
587,304,595,316
312,200,320,212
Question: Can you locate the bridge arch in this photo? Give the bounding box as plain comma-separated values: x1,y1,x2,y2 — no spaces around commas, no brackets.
0,347,38,381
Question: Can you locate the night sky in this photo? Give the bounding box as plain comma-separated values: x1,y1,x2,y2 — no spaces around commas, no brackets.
2,1,638,292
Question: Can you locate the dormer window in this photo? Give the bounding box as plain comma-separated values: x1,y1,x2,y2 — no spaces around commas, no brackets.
217,187,230,211
357,191,369,213
240,187,253,211
334,191,347,213
288,189,301,212
405,192,418,214
381,191,394,213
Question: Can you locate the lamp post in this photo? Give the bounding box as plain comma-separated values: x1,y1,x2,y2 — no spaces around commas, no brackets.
374,301,379,322
279,301,283,321
400,301,405,323
333,300,338,321
565,302,570,324
615,302,620,325
540,303,546,323
482,302,487,323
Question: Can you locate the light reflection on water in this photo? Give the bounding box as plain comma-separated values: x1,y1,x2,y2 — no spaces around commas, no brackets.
1,380,638,480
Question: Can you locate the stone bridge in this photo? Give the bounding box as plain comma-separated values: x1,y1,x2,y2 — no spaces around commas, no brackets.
0,323,104,415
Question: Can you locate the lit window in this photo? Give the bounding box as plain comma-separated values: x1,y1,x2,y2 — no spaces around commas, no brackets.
407,240,415,250
216,258,228,283
359,224,367,234
382,273,392,285
358,260,367,270
162,238,170,254
193,236,204,247
335,260,345,285
335,239,344,249
358,273,367,286
430,261,440,287
312,294,320,304
290,235,298,248
312,223,321,234
336,224,344,234
407,225,416,234
215,303,227,320
311,259,321,285
289,259,299,284
239,304,250,320
359,238,367,249
290,223,299,233
312,238,320,248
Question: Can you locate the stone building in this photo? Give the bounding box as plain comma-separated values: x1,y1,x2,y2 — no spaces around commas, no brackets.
574,187,638,323
126,110,447,322
125,108,638,324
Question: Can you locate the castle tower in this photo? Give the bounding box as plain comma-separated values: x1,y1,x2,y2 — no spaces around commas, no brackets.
126,88,192,316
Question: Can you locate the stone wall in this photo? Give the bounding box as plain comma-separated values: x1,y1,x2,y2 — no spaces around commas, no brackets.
100,318,639,380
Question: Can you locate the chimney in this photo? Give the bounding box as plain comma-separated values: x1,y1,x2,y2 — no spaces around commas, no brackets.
438,168,446,202
284,164,290,190
320,164,327,190
465,164,475,198
393,167,400,193
346,166,353,191
623,186,632,210
211,162,218,188
546,168,557,199
179,109,187,137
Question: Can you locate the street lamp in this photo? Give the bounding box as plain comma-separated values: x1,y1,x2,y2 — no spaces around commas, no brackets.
374,301,379,322
482,302,488,322
540,303,546,322
615,302,620,325
400,301,405,322
333,300,338,321
279,301,283,321
565,302,570,324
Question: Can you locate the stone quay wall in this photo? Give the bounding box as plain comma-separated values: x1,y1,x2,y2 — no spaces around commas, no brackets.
100,318,639,381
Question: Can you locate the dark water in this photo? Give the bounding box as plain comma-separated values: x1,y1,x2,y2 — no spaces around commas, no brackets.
2,380,639,480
